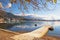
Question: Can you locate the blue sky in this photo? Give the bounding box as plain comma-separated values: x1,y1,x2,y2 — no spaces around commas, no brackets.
0,0,60,19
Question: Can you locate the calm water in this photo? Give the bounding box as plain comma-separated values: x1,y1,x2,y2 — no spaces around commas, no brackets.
6,21,60,37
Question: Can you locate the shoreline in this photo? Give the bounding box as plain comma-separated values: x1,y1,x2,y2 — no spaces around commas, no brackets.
0,28,60,40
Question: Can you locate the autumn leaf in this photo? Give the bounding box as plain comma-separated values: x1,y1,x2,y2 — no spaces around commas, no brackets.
0,2,3,8
53,0,57,4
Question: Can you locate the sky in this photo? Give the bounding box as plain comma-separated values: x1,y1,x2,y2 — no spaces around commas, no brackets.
0,0,60,20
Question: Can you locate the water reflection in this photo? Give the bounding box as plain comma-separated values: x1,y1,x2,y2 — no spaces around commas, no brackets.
0,21,60,37
8,21,43,32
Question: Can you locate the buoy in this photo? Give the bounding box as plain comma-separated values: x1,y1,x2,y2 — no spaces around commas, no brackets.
35,24,37,26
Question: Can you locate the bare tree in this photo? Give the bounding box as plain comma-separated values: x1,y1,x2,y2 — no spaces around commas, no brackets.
0,0,57,12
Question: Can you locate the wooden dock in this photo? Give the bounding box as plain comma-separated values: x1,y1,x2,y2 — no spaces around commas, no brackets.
0,28,60,40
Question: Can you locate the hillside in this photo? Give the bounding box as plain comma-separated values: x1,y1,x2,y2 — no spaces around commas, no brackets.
0,10,16,18
0,10,22,23
0,10,45,22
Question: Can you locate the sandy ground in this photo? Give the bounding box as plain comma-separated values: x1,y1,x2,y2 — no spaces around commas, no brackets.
0,29,60,40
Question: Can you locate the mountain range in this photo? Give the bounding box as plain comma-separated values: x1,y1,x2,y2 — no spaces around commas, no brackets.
0,10,44,22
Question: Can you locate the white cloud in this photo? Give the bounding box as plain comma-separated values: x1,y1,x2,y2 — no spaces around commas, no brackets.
39,14,60,20
6,3,12,8
57,0,60,3
15,13,60,20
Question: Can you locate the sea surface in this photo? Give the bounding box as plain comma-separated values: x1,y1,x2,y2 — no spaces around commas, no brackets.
2,21,60,37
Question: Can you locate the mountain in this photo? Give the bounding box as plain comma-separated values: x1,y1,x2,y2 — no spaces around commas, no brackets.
0,10,44,22
0,10,23,23
21,15,44,21
0,10,23,19
0,10,15,19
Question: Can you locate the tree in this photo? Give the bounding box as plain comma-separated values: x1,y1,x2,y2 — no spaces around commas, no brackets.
0,0,57,12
